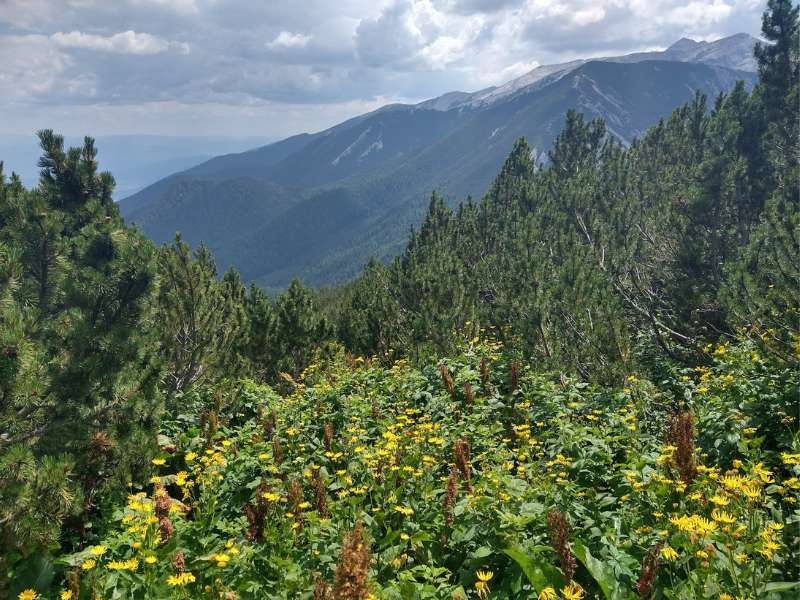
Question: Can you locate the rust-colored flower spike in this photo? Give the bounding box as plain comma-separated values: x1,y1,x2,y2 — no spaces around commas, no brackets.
263,409,277,441
546,508,576,582
636,541,664,599
312,572,333,600
273,437,284,466
67,569,80,599
480,357,490,391
324,422,334,452
439,364,457,401
314,476,329,518
463,382,474,413
510,360,520,394
154,484,171,518
245,481,271,541
443,465,458,543
206,410,219,441
158,515,174,544
333,521,372,600
172,550,186,574
454,438,472,492
288,479,303,511
667,410,698,485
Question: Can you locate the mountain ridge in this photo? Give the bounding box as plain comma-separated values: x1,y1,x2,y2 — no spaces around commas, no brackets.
121,34,759,291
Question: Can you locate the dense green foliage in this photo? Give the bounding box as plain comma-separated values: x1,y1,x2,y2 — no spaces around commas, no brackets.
332,4,798,380
0,2,797,598
11,338,800,599
0,133,160,566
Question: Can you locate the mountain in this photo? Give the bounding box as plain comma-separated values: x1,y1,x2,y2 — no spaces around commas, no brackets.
121,34,759,291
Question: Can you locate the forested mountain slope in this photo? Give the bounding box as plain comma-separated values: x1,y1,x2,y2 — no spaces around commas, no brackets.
123,40,758,290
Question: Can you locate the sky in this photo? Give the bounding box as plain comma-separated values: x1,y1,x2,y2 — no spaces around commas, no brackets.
0,0,767,139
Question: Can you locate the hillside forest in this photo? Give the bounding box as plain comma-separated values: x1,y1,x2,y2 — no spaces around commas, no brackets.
0,1,798,599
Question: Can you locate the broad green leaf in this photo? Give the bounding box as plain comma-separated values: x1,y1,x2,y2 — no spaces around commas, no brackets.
573,541,636,600
764,582,800,592
504,546,565,592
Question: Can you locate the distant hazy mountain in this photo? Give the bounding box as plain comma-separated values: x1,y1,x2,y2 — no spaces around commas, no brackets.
121,34,759,290
0,135,274,199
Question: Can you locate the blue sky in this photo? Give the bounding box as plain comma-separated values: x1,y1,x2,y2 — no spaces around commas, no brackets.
0,0,767,138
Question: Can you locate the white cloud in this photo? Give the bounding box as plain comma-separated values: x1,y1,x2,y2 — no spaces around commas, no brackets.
664,1,734,27
267,31,313,49
356,0,486,69
130,0,200,14
0,0,767,137
572,6,607,27
0,35,74,100
51,30,190,55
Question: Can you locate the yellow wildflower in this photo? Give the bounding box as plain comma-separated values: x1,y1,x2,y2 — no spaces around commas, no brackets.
212,553,230,567
562,581,585,600
742,483,761,500
538,587,558,600
781,452,800,466
90,545,107,556
166,572,196,586
18,590,38,600
475,570,493,599
709,494,730,506
711,509,736,524
151,458,166,466
660,546,679,561
81,559,96,570
753,463,774,483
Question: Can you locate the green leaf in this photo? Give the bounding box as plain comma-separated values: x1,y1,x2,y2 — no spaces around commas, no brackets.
572,541,636,600
504,546,565,592
763,582,800,592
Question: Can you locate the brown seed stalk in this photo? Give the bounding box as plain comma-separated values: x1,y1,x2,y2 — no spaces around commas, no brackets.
636,541,664,599
333,522,371,600
667,410,698,485
439,364,456,401
546,508,576,582
463,382,474,413
454,438,472,492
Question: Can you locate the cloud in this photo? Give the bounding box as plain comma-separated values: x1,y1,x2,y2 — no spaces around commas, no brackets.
0,0,767,137
355,0,486,69
0,34,76,101
664,0,734,26
267,31,313,49
51,30,190,54
131,0,200,14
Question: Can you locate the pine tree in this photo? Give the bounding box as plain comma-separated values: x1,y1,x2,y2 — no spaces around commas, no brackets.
724,0,799,361
274,279,330,379
156,235,246,396
244,283,278,380
0,132,159,563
